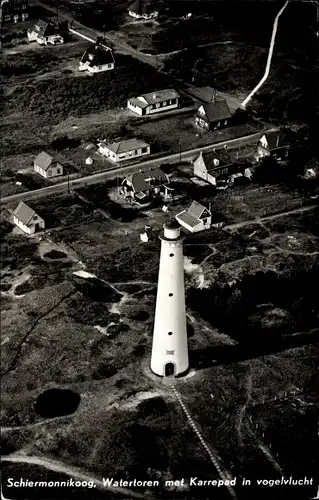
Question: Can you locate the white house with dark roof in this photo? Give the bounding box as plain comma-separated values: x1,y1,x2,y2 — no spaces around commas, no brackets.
79,42,115,73
121,167,172,202
193,150,252,189
128,0,158,19
33,151,64,178
27,20,54,42
127,89,179,116
175,201,212,233
257,129,290,161
13,201,45,235
99,138,150,163
193,150,233,186
195,97,232,131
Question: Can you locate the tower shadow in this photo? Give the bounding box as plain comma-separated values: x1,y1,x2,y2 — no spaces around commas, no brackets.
189,329,319,370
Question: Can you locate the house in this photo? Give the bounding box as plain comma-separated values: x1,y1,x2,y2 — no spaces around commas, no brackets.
13,202,45,235
127,89,179,116
79,42,115,73
195,96,232,131
99,138,150,163
27,20,56,44
0,0,28,23
303,158,319,179
175,201,212,233
257,130,290,161
128,0,158,19
121,167,173,202
193,150,233,186
193,151,252,189
33,151,64,178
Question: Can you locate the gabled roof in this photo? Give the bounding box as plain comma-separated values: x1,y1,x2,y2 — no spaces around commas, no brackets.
262,130,289,150
138,89,179,105
13,201,36,226
128,0,155,15
197,100,232,123
101,138,149,155
31,20,56,37
176,201,210,228
128,97,149,109
34,151,53,171
126,167,168,192
197,150,233,171
188,200,207,219
80,43,115,67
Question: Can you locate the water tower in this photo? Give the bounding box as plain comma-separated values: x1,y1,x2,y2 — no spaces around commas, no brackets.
151,219,189,377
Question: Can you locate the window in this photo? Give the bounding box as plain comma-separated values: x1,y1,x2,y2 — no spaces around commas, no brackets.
48,171,52,177
166,350,175,355
169,253,174,257
57,168,61,174
171,98,176,105
163,101,167,106
141,147,148,154
5,15,11,20
22,3,26,8
156,102,160,108
33,215,37,220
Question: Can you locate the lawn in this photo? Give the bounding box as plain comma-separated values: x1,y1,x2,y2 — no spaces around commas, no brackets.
134,113,264,153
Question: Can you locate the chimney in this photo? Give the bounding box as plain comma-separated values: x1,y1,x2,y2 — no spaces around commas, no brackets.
211,90,216,103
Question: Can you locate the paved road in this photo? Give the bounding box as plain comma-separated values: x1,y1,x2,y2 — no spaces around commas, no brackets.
1,131,265,204
1,454,144,498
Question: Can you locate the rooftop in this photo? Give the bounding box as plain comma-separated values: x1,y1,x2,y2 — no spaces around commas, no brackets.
140,89,179,105
13,202,36,226
176,201,210,228
30,20,56,37
102,138,150,155
196,150,233,171
34,151,53,171
262,129,289,150
126,167,168,192
197,100,232,123
80,43,114,67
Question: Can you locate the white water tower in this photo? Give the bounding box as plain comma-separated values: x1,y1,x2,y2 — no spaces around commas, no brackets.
151,220,189,377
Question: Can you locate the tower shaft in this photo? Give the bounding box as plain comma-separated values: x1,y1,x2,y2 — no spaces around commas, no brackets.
151,222,189,377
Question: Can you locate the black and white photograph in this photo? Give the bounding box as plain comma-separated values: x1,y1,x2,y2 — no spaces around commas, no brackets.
0,0,318,499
